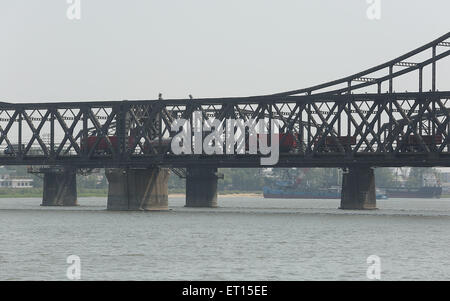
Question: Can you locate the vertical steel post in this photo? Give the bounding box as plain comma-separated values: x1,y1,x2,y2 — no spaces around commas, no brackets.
82,106,88,159
432,46,436,92
50,108,55,159
18,108,22,159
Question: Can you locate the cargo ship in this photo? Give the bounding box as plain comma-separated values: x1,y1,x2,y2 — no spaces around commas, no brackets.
263,184,340,199
262,167,442,200
262,167,388,200
263,182,388,199
380,168,442,198
383,186,442,198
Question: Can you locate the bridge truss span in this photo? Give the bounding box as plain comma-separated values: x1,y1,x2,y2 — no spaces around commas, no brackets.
1,33,450,168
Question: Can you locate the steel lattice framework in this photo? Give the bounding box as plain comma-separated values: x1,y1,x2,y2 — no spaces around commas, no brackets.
1,33,450,168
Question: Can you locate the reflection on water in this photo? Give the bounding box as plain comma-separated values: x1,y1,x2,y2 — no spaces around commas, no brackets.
0,196,449,280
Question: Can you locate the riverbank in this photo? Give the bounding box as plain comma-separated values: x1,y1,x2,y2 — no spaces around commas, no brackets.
168,192,262,198
0,188,262,198
0,188,108,198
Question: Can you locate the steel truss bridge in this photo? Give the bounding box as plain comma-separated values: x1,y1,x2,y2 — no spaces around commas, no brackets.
1,33,450,169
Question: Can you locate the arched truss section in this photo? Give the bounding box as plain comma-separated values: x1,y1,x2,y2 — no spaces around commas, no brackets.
266,32,450,97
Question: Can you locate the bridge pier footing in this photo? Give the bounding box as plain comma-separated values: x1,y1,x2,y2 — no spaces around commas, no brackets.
185,167,218,208
340,166,377,210
105,168,169,211
41,168,78,206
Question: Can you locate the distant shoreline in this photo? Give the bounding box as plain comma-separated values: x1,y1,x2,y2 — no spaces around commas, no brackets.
0,191,262,199
168,193,262,198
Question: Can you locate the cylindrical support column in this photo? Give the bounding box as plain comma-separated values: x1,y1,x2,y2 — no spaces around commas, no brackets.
340,166,377,210
105,168,169,211
185,167,218,208
41,168,78,206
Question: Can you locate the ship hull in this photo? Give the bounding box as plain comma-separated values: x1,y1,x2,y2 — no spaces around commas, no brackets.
263,187,442,199
263,188,387,199
384,187,442,198
263,193,340,199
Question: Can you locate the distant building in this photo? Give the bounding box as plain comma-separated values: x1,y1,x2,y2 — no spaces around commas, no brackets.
440,172,450,183
0,166,34,188
0,175,33,188
439,172,450,194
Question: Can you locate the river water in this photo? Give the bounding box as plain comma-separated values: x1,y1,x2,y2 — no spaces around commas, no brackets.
0,196,449,281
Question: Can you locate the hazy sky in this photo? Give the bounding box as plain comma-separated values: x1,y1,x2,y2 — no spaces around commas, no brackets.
1,0,449,103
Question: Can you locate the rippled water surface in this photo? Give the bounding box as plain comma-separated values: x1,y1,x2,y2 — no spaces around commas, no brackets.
0,196,449,280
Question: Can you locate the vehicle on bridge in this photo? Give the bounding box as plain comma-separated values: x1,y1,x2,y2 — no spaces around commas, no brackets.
278,133,298,153
143,138,172,154
314,136,357,152
401,134,443,152
81,136,135,154
246,133,298,153
82,135,174,155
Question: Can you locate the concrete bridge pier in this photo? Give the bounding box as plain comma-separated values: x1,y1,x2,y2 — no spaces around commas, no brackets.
185,167,219,208
340,166,377,210
105,168,169,211
41,168,78,206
